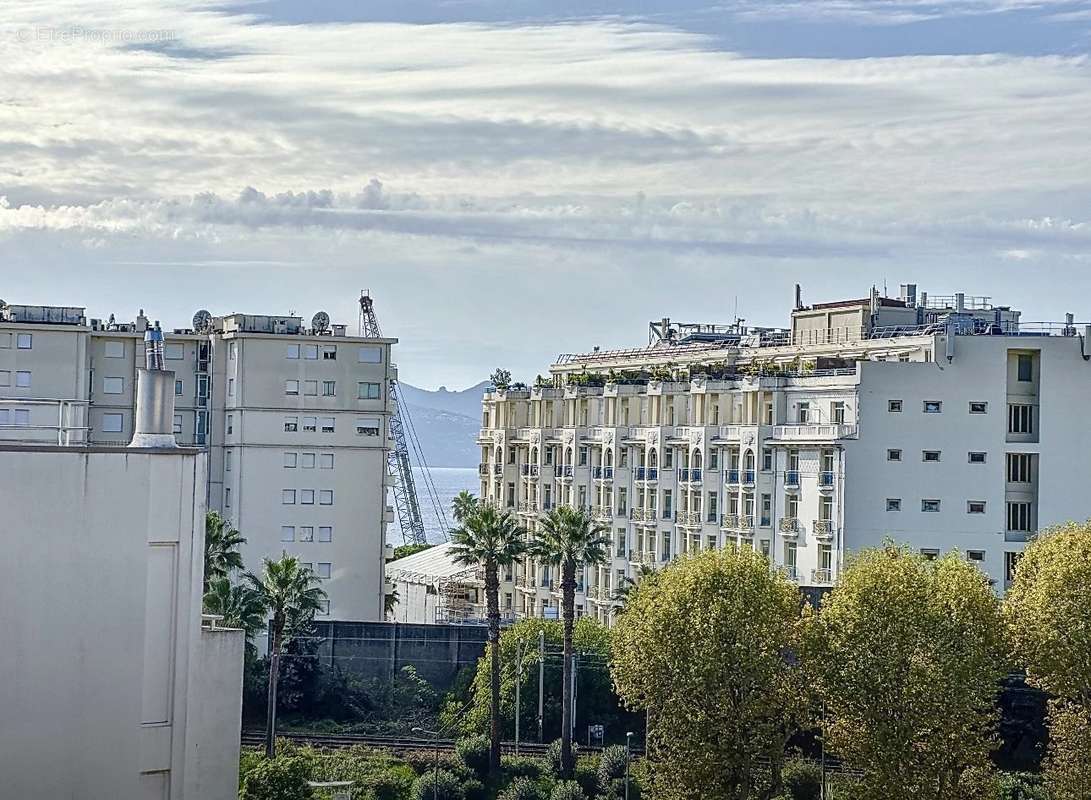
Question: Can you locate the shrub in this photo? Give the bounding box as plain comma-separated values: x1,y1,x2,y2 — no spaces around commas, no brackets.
355,765,417,800
240,756,315,800
544,740,580,777
997,772,1052,800
573,756,599,796
499,777,546,800
461,777,487,800
404,750,461,776
549,780,587,800
411,769,465,800
456,734,491,779
597,746,628,785
782,759,822,800
502,755,545,779
599,777,640,800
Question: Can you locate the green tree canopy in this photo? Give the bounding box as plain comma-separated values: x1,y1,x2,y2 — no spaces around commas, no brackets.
612,547,808,800
203,511,245,592
202,575,266,659
813,546,1007,800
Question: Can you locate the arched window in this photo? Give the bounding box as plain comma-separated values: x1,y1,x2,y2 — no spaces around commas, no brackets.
648,449,659,468
744,450,756,470
693,450,703,470
565,447,573,465
530,447,538,464
604,449,613,467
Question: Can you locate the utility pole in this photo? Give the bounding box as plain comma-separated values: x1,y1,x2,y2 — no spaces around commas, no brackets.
571,653,578,738
624,731,633,800
515,639,527,755
537,629,545,743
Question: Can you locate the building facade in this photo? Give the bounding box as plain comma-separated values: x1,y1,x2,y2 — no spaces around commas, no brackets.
0,303,397,620
477,286,1091,626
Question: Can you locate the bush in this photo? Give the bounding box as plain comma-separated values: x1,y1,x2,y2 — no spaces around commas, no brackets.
597,746,628,785
502,755,545,779
240,756,315,800
997,772,1052,800
549,781,587,800
404,750,461,776
411,769,465,800
573,756,599,796
461,777,487,800
355,766,417,800
782,759,822,800
499,777,547,800
456,735,491,779
599,777,640,800
544,740,580,777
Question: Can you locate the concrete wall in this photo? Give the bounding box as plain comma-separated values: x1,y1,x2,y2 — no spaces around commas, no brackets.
184,625,245,800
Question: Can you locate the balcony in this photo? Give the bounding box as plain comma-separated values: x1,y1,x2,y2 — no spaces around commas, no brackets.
813,519,834,539
818,471,836,489
678,468,703,484
770,424,858,442
735,516,756,536
676,510,702,527
593,466,614,481
518,500,537,514
726,469,741,485
520,464,541,478
630,508,656,523
742,469,756,486
493,464,504,476
779,518,800,536
811,568,834,585
635,467,658,482
591,505,612,521
720,513,739,530
478,463,490,477
780,565,799,581
560,465,575,479
784,470,800,488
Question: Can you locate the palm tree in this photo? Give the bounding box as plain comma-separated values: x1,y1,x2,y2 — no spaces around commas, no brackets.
452,490,480,525
384,587,400,619
203,512,246,593
450,502,526,777
203,576,266,660
613,563,657,612
244,554,327,758
530,505,609,777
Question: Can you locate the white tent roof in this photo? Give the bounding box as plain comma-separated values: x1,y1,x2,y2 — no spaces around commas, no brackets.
387,542,474,584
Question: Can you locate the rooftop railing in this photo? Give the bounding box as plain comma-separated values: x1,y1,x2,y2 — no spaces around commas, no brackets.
0,398,90,446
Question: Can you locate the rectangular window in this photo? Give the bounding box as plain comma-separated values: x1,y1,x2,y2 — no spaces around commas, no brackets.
709,449,719,470
300,489,315,505
888,400,903,413
1017,354,1034,382
579,447,589,466
303,416,317,432
102,377,124,394
282,489,297,504
104,340,125,358
969,452,987,464
16,333,32,349
355,417,380,436
320,417,335,433
0,370,9,387
284,416,298,432
1007,453,1032,483
662,489,673,518
173,414,183,435
322,380,336,397
887,498,901,512
967,550,985,562
101,413,124,433
299,526,314,542
922,450,941,462
358,382,381,400
286,344,300,359
762,449,773,472
301,452,316,469
1005,552,1022,584
284,452,298,468
922,499,941,513
969,401,988,414
923,401,942,413
322,345,337,360
319,490,333,505
175,380,183,396
1008,404,1034,434
798,402,810,424
319,453,334,469
318,526,333,542
228,378,235,396
1007,501,1032,532
304,344,319,360
0,332,8,348
358,346,383,363
887,449,902,462
227,414,234,435
921,548,940,560
15,371,31,388
304,380,318,396
281,526,295,542
224,487,231,507
317,562,332,579
285,380,300,395
831,401,846,424
760,494,772,526
164,343,184,360
968,501,987,514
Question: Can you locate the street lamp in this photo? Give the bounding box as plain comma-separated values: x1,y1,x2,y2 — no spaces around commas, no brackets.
625,731,634,800
412,726,441,799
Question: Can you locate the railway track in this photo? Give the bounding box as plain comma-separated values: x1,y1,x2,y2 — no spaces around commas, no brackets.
241,730,593,755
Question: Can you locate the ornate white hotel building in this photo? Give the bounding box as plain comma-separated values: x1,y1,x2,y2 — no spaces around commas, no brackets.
477,285,1091,626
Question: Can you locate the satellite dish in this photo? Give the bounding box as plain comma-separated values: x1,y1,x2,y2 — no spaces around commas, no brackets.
192,309,213,333
312,311,331,332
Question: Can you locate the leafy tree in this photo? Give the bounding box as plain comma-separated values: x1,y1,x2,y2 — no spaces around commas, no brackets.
450,502,526,777
239,755,314,800
490,369,513,390
385,587,400,619
813,546,1006,799
245,554,328,758
612,564,656,612
203,575,266,659
456,734,491,780
612,547,808,800
452,491,480,526
530,506,610,777
1004,521,1091,797
394,543,434,561
411,768,464,800
203,511,245,592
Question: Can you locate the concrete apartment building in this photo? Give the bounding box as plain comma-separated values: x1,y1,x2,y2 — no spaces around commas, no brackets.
0,301,397,621
0,334,244,800
477,285,1091,626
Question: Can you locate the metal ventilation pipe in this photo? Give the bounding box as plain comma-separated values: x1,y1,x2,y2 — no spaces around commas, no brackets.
130,322,178,448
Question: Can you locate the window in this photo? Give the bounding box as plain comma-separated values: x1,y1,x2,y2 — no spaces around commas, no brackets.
286,344,300,359
319,490,333,505
662,489,672,519
173,414,183,435
579,447,589,466
285,380,300,395
888,400,903,413
1005,552,1022,584
1007,453,1032,483
284,416,299,432
175,380,183,396
16,333,32,349
831,401,846,424
968,501,987,514
969,401,988,414
304,344,319,360
887,498,902,512
1008,404,1034,434
760,494,772,526
102,376,123,394
15,371,31,388
320,417,335,433
101,413,124,433
228,378,235,396
224,487,231,507
318,526,333,542
227,414,234,434
284,452,298,468
317,562,332,579
762,449,773,472
887,449,902,462
319,453,334,469
358,346,383,363
322,345,337,360
228,342,237,360
303,416,317,432
301,489,315,505
355,418,380,436
104,340,125,358
923,401,942,413
299,526,314,542
281,526,295,542
358,382,381,400
0,408,29,426
0,371,8,387
922,499,941,513
322,380,336,397
798,401,810,424
709,449,719,470
920,548,940,560
1007,501,1032,532
663,449,674,468
967,550,985,562
282,489,297,504
301,452,316,469
922,450,941,462
304,380,318,396
1017,353,1034,382
164,343,184,360
0,333,8,348
969,452,987,464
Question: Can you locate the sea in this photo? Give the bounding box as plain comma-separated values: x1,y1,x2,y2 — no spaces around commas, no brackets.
403,466,479,544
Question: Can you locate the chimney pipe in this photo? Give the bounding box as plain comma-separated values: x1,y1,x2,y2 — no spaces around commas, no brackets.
794,284,802,310
130,322,178,448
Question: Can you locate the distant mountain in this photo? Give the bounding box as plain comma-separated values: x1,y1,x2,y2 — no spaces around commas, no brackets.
399,381,489,467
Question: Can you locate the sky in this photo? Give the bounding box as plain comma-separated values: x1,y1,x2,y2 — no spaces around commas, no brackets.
1,1,1090,390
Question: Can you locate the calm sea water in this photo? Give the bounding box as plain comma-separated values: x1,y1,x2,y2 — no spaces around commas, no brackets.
392,467,478,545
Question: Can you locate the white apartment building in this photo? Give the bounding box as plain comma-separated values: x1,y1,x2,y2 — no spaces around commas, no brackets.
0,350,243,800
478,285,1091,626
0,302,397,620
